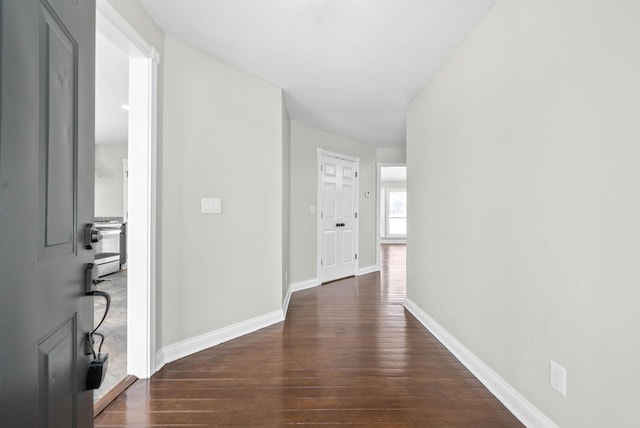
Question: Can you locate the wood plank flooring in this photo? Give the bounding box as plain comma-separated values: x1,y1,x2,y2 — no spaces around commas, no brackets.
95,245,523,427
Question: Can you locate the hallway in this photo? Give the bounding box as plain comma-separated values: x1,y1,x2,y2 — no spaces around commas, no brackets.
95,245,522,427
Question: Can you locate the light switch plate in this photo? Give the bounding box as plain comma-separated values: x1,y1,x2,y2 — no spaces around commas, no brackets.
201,198,222,214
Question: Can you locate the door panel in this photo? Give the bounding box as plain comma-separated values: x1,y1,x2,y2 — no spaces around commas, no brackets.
0,0,95,426
324,231,337,267
324,162,337,178
43,8,76,247
323,182,337,219
342,182,354,218
40,4,78,258
342,230,354,263
38,317,76,428
320,154,358,282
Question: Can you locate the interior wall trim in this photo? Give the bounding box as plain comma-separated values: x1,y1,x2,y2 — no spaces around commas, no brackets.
155,310,284,372
404,297,559,428
96,0,158,62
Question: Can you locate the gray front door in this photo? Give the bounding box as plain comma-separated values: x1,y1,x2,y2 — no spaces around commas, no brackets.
0,0,96,426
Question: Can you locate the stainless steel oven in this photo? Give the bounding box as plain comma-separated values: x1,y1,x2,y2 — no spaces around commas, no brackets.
94,222,125,277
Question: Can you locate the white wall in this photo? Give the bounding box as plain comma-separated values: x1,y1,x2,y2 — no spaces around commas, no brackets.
376,147,406,164
161,36,285,346
94,143,127,218
290,121,377,283
406,0,640,426
380,181,406,189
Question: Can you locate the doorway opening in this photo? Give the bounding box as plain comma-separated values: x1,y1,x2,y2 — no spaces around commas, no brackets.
376,164,407,271
93,23,130,405
93,0,159,413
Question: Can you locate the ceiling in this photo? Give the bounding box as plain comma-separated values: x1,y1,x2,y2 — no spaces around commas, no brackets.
134,0,495,148
95,31,129,145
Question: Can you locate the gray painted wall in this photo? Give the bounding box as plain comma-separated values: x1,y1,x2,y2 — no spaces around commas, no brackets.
161,35,285,346
106,2,288,350
290,121,377,283
282,98,291,302
407,0,640,426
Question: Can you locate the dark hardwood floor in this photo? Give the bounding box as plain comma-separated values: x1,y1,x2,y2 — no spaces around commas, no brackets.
95,244,522,427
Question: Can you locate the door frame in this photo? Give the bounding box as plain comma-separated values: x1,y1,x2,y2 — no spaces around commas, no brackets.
317,148,360,282
376,162,406,270
96,0,159,379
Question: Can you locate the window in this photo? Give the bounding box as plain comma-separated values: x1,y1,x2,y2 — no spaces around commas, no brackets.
387,190,406,236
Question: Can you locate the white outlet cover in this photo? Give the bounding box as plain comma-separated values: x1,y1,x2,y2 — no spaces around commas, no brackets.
550,360,567,397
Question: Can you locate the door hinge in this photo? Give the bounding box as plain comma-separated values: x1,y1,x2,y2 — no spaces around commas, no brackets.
355,253,358,260
355,171,358,178
321,165,324,172
321,212,323,218
321,259,323,266
355,212,358,219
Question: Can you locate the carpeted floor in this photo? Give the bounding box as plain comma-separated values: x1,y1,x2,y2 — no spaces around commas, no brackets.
93,269,127,403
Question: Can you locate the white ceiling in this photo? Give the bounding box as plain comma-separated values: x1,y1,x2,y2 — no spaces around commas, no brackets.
95,31,129,145
136,0,495,148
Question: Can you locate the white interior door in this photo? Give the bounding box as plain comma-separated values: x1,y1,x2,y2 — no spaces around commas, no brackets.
320,153,359,282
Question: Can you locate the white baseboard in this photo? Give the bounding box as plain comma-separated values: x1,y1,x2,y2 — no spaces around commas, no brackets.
290,277,321,292
156,278,322,373
282,286,292,319
155,349,166,373
156,310,284,370
358,265,379,276
404,298,558,428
